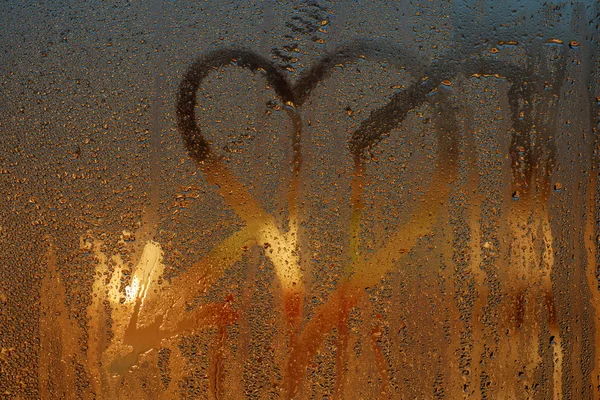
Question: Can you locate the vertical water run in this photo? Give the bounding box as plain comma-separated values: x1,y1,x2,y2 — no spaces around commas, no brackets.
140,0,166,247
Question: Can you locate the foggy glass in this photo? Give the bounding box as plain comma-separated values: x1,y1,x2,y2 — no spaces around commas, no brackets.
0,1,599,399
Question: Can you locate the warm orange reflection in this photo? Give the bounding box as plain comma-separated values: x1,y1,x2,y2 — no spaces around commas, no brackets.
33,35,600,400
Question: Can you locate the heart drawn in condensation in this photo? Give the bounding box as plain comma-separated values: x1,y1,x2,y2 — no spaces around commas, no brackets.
174,39,461,308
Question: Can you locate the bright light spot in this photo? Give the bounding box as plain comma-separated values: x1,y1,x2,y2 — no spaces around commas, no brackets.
125,276,140,303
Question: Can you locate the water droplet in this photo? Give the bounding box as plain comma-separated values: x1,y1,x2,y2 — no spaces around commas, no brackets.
498,40,518,47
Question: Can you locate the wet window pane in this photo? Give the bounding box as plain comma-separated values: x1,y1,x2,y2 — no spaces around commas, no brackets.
1,1,599,398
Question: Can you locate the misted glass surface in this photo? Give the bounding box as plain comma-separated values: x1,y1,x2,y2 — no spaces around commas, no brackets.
1,1,599,399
